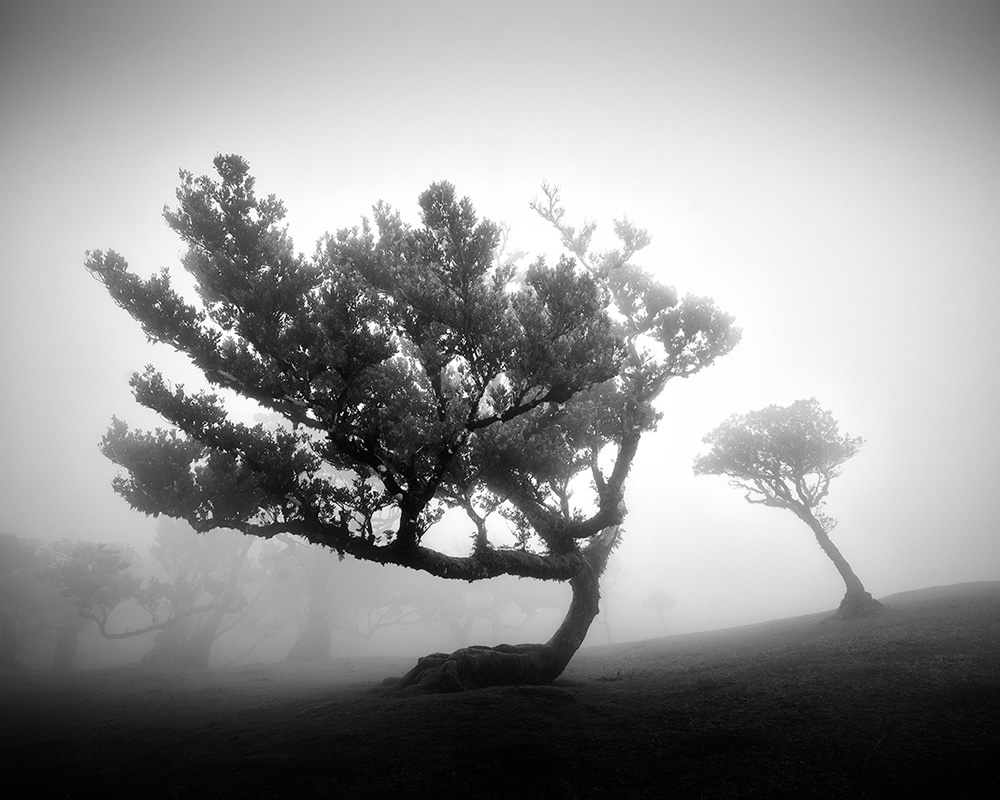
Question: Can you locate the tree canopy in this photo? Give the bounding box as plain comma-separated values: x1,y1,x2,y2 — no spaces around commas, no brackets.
693,397,863,526
86,155,740,688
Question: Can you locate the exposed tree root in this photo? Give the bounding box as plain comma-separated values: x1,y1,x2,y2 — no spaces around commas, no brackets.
383,535,617,695
384,643,562,695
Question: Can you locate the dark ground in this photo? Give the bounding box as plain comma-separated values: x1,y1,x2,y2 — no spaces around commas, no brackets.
2,582,997,799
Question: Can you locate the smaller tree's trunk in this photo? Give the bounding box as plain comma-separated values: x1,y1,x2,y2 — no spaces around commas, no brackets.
656,609,668,634
286,601,333,661
442,614,471,648
50,617,87,673
186,537,255,667
142,615,196,665
286,550,336,661
797,508,882,619
144,538,255,668
185,609,226,667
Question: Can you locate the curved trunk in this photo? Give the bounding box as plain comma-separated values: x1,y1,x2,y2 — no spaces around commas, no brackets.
797,508,882,618
388,536,612,695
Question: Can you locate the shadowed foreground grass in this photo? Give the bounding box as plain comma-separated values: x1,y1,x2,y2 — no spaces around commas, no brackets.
2,582,997,798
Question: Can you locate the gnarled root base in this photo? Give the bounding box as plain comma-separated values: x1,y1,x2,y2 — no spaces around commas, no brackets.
828,590,884,621
384,643,561,695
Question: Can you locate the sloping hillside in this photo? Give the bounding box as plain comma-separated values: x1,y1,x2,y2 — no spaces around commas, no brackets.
2,582,997,798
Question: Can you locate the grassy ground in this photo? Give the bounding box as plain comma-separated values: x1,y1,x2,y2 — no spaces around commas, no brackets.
2,582,997,798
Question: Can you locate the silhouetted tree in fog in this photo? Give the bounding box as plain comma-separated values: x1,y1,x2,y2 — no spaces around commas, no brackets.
0,533,46,669
264,536,339,661
46,540,146,670
642,589,677,633
86,155,739,691
694,398,881,618
141,521,255,667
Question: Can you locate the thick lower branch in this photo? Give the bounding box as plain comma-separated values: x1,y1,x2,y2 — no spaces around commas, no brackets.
205,515,590,582
85,604,228,640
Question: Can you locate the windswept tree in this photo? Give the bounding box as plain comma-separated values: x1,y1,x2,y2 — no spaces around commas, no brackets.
694,398,881,618
86,155,739,691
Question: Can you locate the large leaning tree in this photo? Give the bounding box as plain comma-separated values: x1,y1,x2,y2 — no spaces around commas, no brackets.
86,155,739,692
694,398,881,619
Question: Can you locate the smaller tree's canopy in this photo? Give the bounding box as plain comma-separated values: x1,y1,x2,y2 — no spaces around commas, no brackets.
693,398,863,528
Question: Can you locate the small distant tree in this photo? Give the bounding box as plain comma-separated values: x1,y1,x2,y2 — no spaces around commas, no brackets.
694,398,881,618
86,156,739,691
46,540,146,671
642,589,677,633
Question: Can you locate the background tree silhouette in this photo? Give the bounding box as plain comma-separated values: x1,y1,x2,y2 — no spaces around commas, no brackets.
86,155,739,691
0,533,48,669
642,589,677,634
694,398,881,618
140,521,255,667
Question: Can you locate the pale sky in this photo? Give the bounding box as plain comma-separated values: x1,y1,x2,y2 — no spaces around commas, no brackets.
2,0,998,640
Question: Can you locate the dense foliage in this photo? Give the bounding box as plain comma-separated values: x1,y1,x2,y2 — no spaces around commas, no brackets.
88,156,738,583
694,398,863,530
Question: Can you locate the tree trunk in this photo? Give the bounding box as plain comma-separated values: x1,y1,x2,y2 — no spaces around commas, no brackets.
0,610,20,669
186,609,227,667
142,615,197,665
387,553,605,695
143,537,255,668
286,550,334,661
285,599,333,661
50,617,88,673
797,508,882,619
441,613,471,648
596,595,613,644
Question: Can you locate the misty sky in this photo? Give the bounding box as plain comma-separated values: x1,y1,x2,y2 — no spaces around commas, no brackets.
1,0,997,640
